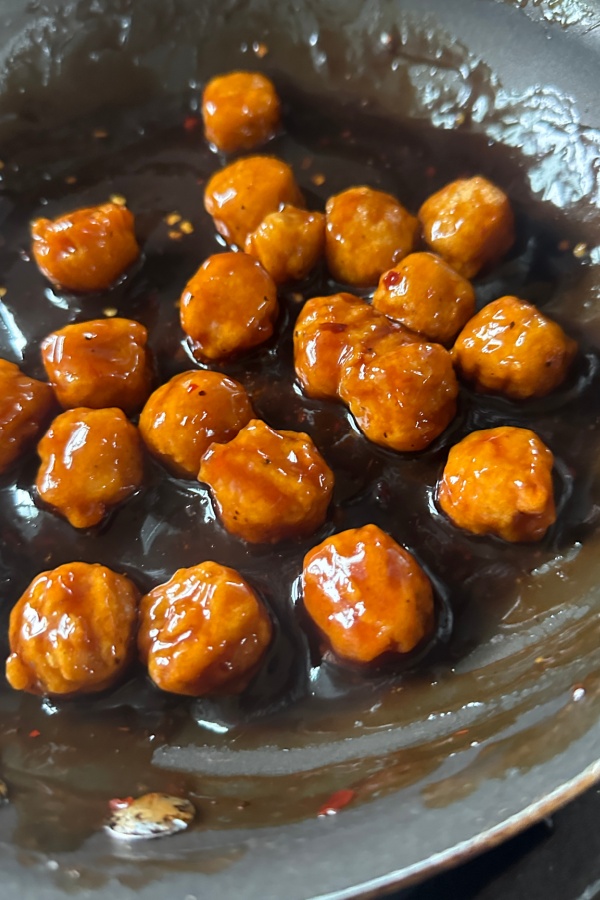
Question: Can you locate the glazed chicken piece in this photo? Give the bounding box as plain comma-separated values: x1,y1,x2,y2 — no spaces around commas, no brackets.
339,331,458,452
139,370,254,478
36,407,144,528
202,70,281,153
325,186,418,286
418,176,515,278
437,426,556,542
293,292,406,401
452,295,577,399
180,252,278,360
0,359,55,473
6,561,139,696
138,562,272,696
31,202,140,292
199,418,334,543
204,156,304,247
245,205,325,283
373,251,475,345
41,317,153,415
302,524,434,664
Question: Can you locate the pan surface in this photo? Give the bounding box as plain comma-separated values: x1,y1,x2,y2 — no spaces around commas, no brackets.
0,1,599,898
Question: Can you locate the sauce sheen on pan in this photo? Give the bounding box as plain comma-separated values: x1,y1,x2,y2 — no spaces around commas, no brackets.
0,88,598,853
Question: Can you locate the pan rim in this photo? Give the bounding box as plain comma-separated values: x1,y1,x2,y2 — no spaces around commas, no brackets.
332,760,600,900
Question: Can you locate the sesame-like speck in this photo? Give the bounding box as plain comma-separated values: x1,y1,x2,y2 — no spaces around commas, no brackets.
253,41,268,58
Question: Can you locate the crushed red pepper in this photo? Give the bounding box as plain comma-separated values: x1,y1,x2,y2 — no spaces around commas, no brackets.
317,788,356,817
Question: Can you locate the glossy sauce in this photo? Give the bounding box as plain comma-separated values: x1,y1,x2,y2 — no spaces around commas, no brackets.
0,89,598,863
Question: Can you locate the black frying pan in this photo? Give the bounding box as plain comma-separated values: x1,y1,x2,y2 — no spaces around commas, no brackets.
0,1,599,898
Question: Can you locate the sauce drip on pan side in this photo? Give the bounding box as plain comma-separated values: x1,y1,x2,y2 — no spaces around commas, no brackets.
0,89,598,856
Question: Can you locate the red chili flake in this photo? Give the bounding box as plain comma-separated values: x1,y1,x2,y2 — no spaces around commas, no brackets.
28,729,41,738
184,116,200,133
320,322,348,334
383,269,402,289
454,728,469,736
109,796,134,811
253,41,269,58
318,788,356,817
186,383,199,393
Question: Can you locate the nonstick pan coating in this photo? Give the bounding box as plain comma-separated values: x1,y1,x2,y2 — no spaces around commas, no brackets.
0,1,599,898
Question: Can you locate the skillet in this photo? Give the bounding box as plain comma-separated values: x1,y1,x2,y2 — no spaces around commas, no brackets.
0,1,599,898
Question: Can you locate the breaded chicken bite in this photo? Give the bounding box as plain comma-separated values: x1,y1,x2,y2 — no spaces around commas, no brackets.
452,295,577,399
36,407,143,528
0,360,55,473
138,562,272,695
139,370,253,478
180,252,278,361
199,418,334,543
293,292,405,401
6,562,139,696
41,317,153,415
204,156,304,247
437,426,556,542
373,252,475,345
418,176,514,278
339,333,458,452
325,186,418,286
245,206,325,283
31,203,140,292
302,524,434,663
202,71,281,153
